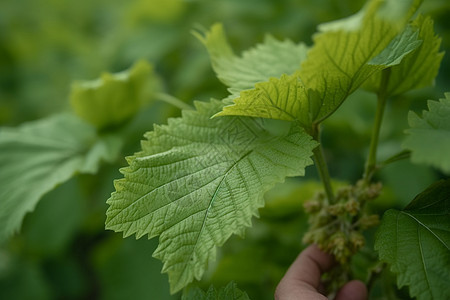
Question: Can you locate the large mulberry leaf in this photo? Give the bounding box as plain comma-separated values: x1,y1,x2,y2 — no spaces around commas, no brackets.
105,99,317,293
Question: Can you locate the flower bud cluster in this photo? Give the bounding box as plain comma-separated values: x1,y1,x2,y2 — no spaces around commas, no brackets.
302,180,382,264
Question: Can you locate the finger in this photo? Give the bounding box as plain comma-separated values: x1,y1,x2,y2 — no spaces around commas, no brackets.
287,244,335,288
275,245,334,300
335,280,368,300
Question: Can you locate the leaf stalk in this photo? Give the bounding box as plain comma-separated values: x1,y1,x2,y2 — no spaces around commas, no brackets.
364,68,391,183
155,92,194,111
311,124,335,204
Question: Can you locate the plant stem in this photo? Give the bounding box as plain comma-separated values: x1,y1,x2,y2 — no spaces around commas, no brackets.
155,92,193,110
363,68,391,183
312,124,335,204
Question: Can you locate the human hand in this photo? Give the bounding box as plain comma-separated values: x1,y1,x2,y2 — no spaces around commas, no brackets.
275,244,367,300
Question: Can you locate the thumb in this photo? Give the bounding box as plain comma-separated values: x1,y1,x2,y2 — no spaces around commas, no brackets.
335,280,367,300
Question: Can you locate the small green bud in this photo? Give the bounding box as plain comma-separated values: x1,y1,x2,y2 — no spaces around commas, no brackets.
303,200,322,213
327,203,345,216
315,211,333,226
329,232,347,251
312,191,326,202
365,182,382,200
349,231,365,250
359,214,380,229
336,186,351,200
344,198,360,215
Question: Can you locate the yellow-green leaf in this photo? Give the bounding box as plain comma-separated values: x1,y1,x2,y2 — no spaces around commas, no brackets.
216,0,422,125
364,15,444,96
196,23,308,96
70,60,156,130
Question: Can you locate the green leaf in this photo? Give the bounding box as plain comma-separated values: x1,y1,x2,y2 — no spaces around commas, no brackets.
402,93,450,174
216,0,422,125
0,113,122,241
93,238,176,300
182,282,250,300
105,99,317,293
364,15,444,96
21,179,84,255
215,74,316,126
366,23,421,67
375,179,450,300
0,258,51,300
196,23,308,96
70,60,156,130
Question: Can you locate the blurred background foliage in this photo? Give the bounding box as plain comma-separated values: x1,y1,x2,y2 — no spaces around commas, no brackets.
0,0,449,299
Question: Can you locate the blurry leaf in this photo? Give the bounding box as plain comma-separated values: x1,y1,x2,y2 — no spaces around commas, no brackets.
125,0,185,24
323,89,376,135
369,267,411,300
364,15,444,96
403,93,450,174
375,179,450,300
93,238,175,300
105,99,317,293
182,282,250,300
379,160,437,208
0,258,51,300
0,113,122,241
196,23,308,96
70,60,155,130
262,180,346,218
216,0,422,125
42,256,87,298
211,245,283,286
121,26,183,65
21,178,84,255
209,205,309,300
262,180,317,217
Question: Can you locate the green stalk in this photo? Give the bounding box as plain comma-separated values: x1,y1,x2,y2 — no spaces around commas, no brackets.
155,92,193,110
312,124,335,204
363,68,391,183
